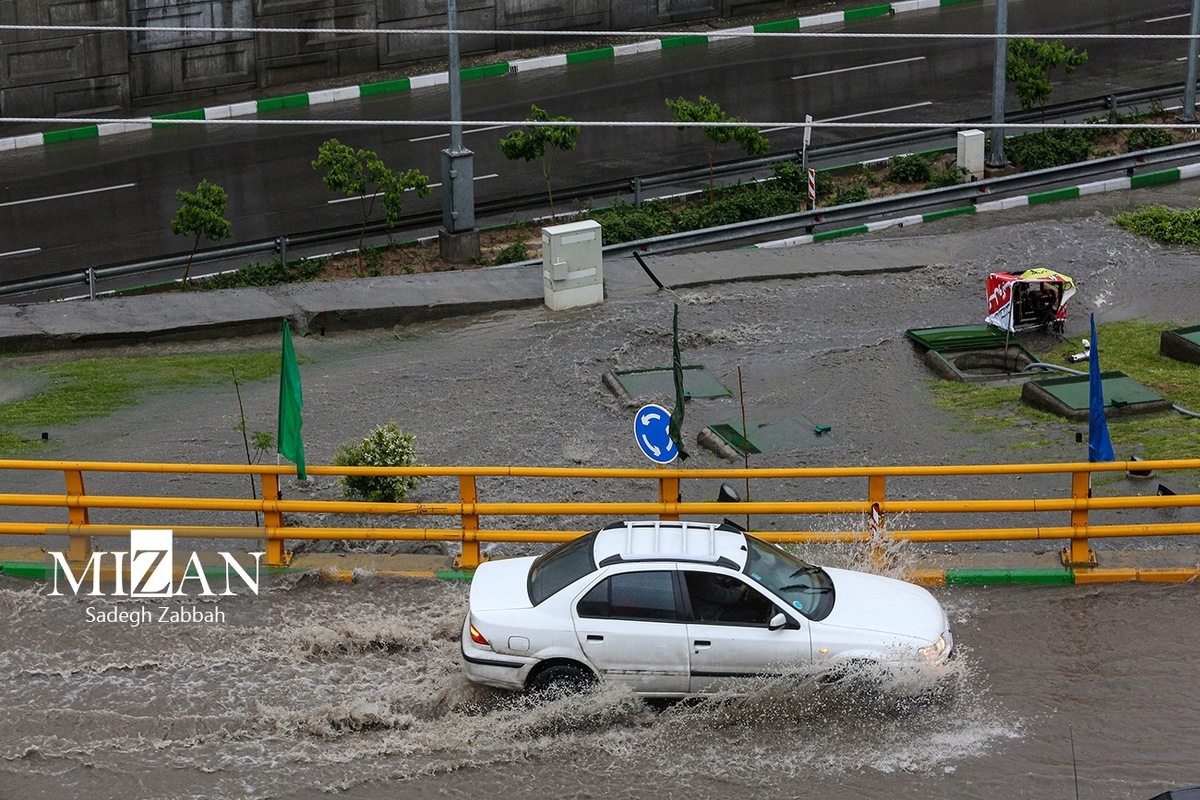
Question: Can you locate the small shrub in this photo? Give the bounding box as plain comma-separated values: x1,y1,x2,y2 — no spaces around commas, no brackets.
359,247,385,278
886,153,932,184
926,166,968,189
771,160,807,195
590,200,674,244
334,422,422,503
490,225,533,265
829,182,870,206
1125,127,1174,153
490,239,529,266
195,257,327,290
1005,127,1098,171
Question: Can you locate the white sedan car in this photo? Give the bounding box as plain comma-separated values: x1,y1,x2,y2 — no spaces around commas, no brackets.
461,519,953,698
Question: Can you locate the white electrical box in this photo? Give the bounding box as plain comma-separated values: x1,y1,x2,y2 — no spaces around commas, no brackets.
542,220,603,311
957,129,985,181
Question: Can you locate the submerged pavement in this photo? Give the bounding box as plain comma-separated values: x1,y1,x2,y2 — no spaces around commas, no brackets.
3,228,1200,583
0,245,938,353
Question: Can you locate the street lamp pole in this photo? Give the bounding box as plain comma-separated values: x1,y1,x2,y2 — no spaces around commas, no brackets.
986,0,1009,167
1181,0,1200,123
439,0,480,262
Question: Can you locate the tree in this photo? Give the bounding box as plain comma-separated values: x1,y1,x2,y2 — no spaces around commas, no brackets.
499,105,581,221
666,95,770,200
312,138,432,272
1006,38,1089,124
171,179,231,287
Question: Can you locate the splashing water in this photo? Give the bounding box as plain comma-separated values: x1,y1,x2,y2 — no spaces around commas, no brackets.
0,562,1012,800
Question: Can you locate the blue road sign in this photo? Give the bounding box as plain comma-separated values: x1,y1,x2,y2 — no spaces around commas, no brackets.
634,403,678,464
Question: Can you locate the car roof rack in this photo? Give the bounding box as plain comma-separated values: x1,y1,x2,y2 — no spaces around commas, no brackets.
593,520,747,567
597,553,741,569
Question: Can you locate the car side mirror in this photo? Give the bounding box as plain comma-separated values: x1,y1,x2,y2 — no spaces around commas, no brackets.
768,612,787,631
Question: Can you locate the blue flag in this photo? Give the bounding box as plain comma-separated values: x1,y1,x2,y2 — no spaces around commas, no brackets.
1088,313,1115,463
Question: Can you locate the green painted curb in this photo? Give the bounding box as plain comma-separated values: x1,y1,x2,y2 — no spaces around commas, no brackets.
152,109,204,122
1130,168,1181,189
360,77,411,97
462,62,510,81
1028,186,1081,205
152,109,205,130
435,570,475,581
923,205,975,222
755,18,800,33
43,126,99,144
940,0,981,6
813,224,869,242
0,562,48,580
945,568,1074,586
845,4,892,21
661,34,709,49
258,93,310,112
1,561,305,582
566,47,615,65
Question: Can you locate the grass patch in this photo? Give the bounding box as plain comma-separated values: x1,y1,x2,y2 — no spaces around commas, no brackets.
929,321,1200,460
0,351,281,454
1114,205,1200,247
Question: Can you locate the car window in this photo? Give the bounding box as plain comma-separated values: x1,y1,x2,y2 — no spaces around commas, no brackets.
742,534,835,621
527,531,599,605
683,571,777,626
576,571,679,622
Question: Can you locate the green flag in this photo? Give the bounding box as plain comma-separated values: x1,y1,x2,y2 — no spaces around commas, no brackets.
669,303,689,461
278,319,307,480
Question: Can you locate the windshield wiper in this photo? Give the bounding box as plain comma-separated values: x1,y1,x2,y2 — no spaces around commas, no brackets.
778,584,832,593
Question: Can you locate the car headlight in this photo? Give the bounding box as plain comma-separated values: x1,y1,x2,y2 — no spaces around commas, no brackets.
919,634,949,662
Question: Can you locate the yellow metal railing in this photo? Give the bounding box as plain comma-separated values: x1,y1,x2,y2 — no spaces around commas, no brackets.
1,458,1198,569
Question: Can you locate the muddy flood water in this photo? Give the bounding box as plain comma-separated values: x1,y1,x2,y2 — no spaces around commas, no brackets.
3,577,1199,800
3,187,1200,799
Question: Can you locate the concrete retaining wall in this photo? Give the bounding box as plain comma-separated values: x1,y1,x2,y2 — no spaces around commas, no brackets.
0,0,821,117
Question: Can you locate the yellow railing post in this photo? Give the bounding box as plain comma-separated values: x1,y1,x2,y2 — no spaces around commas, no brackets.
658,472,680,521
867,475,888,568
456,475,481,569
260,473,290,567
1063,469,1097,566
63,468,91,562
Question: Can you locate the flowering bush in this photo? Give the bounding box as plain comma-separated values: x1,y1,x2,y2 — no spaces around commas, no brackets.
333,422,421,503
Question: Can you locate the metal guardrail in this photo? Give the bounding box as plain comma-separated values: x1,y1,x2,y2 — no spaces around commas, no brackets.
615,140,1200,256
3,458,1199,574
1,83,1192,301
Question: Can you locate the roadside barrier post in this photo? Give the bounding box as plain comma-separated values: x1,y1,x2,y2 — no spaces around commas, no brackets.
658,473,680,521
1063,469,1097,566
457,475,481,569
260,473,289,567
63,468,91,562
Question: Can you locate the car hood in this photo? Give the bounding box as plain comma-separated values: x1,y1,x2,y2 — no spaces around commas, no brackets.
468,556,537,612
820,567,946,643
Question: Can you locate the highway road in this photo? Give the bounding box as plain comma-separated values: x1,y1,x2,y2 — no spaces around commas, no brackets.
0,0,1193,286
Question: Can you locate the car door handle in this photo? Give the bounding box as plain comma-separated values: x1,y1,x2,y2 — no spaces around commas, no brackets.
587,634,604,641
693,640,711,648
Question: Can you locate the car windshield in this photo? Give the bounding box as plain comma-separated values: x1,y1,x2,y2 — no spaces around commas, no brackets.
527,531,599,605
742,534,834,621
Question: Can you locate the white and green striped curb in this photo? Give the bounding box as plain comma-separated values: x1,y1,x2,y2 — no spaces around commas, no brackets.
1,0,980,153
755,162,1200,248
